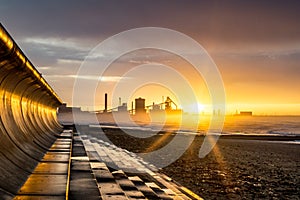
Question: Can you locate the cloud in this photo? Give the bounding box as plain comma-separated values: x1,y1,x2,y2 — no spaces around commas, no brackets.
57,59,83,65
36,66,51,70
17,37,91,69
24,37,88,52
128,60,160,65
44,75,130,82
22,37,90,59
2,1,300,46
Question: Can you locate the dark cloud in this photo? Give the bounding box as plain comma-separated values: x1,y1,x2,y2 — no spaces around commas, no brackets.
18,39,89,66
1,0,300,45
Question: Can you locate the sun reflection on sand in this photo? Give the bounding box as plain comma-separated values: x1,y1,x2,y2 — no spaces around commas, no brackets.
144,131,174,153
208,137,231,186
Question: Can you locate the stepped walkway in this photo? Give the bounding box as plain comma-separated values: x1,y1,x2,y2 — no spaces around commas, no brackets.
13,129,203,200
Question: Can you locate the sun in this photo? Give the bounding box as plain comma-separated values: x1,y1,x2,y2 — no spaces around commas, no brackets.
197,103,205,112
183,102,205,114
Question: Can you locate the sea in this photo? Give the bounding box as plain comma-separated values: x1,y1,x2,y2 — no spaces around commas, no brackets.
212,115,300,136
59,111,300,139
89,115,300,137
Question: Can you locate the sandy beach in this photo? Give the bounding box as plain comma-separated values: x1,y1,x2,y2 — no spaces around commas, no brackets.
85,127,300,199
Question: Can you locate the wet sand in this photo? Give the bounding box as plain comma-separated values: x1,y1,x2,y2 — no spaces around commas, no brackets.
86,127,300,199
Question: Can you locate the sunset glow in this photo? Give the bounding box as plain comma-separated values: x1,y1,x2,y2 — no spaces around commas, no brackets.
1,1,299,116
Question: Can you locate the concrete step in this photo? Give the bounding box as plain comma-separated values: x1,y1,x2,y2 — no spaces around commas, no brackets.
69,136,100,199
14,129,203,200
14,130,72,199
79,132,203,200
90,162,127,199
112,170,145,199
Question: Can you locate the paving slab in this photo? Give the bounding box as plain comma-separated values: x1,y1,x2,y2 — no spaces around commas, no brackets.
90,162,108,169
116,179,137,191
97,182,125,195
69,174,100,199
94,169,115,182
60,132,72,138
102,194,128,200
17,174,67,196
128,176,144,185
71,156,90,161
71,160,91,171
33,162,68,174
14,196,66,200
50,144,71,150
122,190,145,198
55,138,72,144
133,184,158,199
87,151,101,161
42,152,70,162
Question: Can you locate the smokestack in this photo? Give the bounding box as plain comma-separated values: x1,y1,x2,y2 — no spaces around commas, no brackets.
104,93,107,112
119,97,121,106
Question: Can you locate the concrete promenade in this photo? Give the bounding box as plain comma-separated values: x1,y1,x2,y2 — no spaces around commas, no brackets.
13,128,203,200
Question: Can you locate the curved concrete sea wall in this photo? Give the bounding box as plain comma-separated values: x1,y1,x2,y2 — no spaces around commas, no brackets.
0,24,62,196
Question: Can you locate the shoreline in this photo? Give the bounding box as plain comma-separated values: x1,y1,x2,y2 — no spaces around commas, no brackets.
98,125,300,141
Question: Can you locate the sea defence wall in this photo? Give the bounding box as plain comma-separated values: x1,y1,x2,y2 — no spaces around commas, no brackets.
0,24,62,196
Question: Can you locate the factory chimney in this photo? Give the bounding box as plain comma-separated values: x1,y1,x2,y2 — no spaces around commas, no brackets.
104,93,107,112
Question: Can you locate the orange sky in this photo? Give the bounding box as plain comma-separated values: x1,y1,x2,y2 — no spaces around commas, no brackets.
1,1,299,115
88,49,300,115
